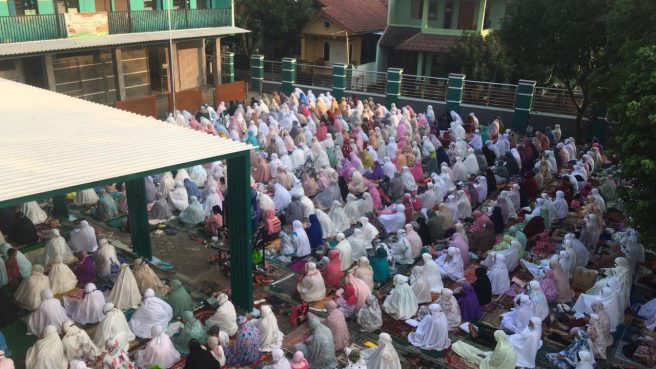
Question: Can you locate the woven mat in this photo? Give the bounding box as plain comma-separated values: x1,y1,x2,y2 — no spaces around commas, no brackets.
282,323,311,352
478,306,505,329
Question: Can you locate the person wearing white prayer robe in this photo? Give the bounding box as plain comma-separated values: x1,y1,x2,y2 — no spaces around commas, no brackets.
168,181,189,212
290,220,311,258
174,168,190,183
343,194,361,224
61,320,100,363
299,195,316,219
64,283,105,324
203,187,222,216
401,166,418,192
553,190,569,221
417,182,438,209
94,303,136,349
40,229,74,266
482,240,521,272
188,165,207,185
452,157,468,181
410,266,432,303
435,288,461,329
95,239,118,278
253,305,284,352
205,293,238,336
14,264,50,310
28,289,69,336
359,216,379,243
129,288,173,339
0,258,7,287
158,172,176,198
488,253,510,295
526,280,549,320
297,262,326,302
391,230,414,265
573,286,621,332
436,247,464,281
329,200,350,233
75,189,99,205
456,190,472,219
69,221,97,254
315,209,336,239
48,255,78,295
361,333,402,369
134,325,180,369
22,201,48,225
334,233,353,270
509,317,542,368
378,204,406,234
501,294,535,334
419,253,444,293
383,274,418,320
109,264,142,310
559,250,573,279
382,158,396,179
464,148,480,176
408,304,451,351
25,325,68,369
590,188,606,214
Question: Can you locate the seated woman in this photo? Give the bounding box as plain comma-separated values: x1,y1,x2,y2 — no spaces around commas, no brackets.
14,264,50,310
93,189,119,221
383,274,418,320
296,262,326,302
108,264,142,310
129,289,173,339
27,289,69,336
204,205,223,237
452,330,516,369
9,212,39,245
408,304,451,351
173,311,208,355
132,258,169,296
179,196,204,226
48,255,78,295
64,282,105,325
25,325,67,369
135,325,180,369
436,246,465,281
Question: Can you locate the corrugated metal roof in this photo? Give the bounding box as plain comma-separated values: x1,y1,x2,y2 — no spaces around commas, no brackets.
0,78,252,207
0,26,249,57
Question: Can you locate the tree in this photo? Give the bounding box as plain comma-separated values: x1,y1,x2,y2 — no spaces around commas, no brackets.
499,0,608,139
234,0,317,58
605,0,656,248
441,32,514,83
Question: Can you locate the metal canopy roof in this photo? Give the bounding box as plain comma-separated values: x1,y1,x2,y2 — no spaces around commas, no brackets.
0,78,252,207
0,26,249,57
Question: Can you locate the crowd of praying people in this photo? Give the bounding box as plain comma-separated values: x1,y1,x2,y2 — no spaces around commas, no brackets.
0,86,654,369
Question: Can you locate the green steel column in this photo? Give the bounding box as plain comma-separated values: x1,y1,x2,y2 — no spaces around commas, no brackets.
446,73,465,112
0,2,9,16
79,0,95,12
385,67,403,108
250,55,263,92
52,195,69,220
125,178,152,260
36,0,54,13
512,79,536,132
332,63,346,100
226,152,253,311
222,52,234,84
129,0,145,11
281,57,296,96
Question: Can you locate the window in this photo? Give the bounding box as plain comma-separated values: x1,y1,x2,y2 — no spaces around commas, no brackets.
323,42,330,61
172,0,186,9
443,1,453,29
349,44,353,64
143,0,155,9
410,0,423,19
428,0,438,19
55,0,79,13
324,21,331,29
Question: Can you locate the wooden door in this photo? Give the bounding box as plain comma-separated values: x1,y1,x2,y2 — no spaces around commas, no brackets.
113,0,128,11
457,0,476,30
95,0,110,11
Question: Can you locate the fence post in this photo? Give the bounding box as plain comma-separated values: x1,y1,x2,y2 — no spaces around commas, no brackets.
512,79,536,132
386,67,403,108
332,63,346,100
250,54,263,93
446,73,465,112
281,57,296,96
222,51,234,84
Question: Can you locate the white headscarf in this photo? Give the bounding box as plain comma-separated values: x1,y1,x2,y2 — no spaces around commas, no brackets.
291,220,311,258
14,264,50,310
408,304,451,350
128,288,173,339
500,294,535,334
487,253,510,295
205,293,238,336
254,305,284,352
69,220,98,253
383,274,418,320
95,239,118,278
61,320,101,362
509,317,543,368
64,283,105,325
94,303,136,350
297,262,326,302
108,264,142,310
40,229,74,266
22,201,48,225
25,325,67,369
135,325,180,369
27,289,69,336
48,255,78,295
273,183,291,211
329,200,350,233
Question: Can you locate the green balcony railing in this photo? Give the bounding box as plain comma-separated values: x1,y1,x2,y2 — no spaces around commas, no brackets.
0,14,67,43
0,8,231,44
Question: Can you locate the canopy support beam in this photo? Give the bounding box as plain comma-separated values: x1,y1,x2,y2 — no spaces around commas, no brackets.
126,178,152,260
226,151,253,311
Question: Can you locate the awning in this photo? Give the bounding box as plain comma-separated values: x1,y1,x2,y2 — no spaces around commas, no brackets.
0,26,249,57
396,32,459,53
0,78,252,207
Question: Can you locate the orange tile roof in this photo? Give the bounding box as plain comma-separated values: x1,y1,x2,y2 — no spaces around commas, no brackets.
317,0,388,34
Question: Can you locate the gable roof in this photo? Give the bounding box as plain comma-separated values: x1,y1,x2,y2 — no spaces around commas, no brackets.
316,0,388,34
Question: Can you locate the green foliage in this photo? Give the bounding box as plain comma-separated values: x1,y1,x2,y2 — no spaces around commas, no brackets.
441,32,514,83
605,0,656,248
499,0,608,138
234,0,317,58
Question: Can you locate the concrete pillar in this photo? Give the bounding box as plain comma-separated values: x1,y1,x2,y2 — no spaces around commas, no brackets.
512,79,535,131
129,0,145,11
421,0,429,29
14,59,25,83
476,0,488,32
36,0,54,14
169,42,179,92
226,152,253,311
0,1,9,16
79,0,95,12
417,51,424,77
111,48,127,101
211,38,222,85
222,52,234,84
281,57,296,96
332,63,346,100
125,178,152,260
385,67,403,108
446,73,465,112
52,196,69,220
43,55,56,92
250,55,263,92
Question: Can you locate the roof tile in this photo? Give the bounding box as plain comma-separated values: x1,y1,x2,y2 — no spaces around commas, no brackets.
317,0,388,34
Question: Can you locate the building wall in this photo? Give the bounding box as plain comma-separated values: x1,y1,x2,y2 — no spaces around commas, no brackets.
388,0,422,27
303,35,363,65
121,47,151,99
174,39,205,91
388,0,504,32
486,0,508,29
302,16,346,36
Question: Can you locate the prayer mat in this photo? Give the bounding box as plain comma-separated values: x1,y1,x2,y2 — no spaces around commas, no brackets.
282,323,311,352
608,324,650,369
444,348,478,369
0,319,37,360
105,215,128,232
478,306,505,329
